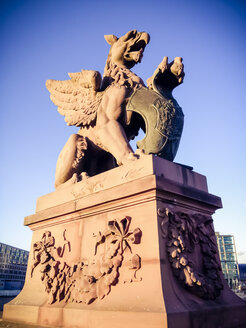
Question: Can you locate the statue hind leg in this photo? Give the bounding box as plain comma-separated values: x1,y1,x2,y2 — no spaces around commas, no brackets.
55,134,87,189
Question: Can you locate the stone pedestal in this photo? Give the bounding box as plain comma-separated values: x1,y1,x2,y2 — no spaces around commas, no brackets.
3,156,246,327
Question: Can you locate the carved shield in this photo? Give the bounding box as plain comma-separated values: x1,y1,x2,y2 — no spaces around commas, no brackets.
127,87,184,161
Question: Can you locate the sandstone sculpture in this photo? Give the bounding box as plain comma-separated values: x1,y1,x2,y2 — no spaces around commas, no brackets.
30,217,142,305
46,30,184,188
4,32,246,328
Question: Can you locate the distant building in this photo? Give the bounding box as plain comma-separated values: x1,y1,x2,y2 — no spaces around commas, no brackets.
215,232,240,289
238,264,246,284
0,242,29,290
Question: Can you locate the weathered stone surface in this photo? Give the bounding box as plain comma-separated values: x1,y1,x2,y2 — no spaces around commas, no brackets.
3,157,246,328
33,155,209,214
0,316,45,328
46,30,185,189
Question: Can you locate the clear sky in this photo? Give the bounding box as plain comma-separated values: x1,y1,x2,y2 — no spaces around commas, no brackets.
0,0,246,262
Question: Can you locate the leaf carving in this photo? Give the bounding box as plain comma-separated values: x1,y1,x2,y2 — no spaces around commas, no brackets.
31,217,142,305
164,209,223,300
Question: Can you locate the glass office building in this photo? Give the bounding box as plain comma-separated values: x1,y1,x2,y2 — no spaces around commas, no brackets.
0,242,29,290
238,264,246,284
216,232,240,289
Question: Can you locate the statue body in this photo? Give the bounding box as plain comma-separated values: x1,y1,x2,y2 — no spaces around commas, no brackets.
46,30,184,188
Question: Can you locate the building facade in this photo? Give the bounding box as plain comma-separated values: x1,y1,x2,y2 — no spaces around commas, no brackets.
238,264,246,284
216,232,240,289
0,242,29,290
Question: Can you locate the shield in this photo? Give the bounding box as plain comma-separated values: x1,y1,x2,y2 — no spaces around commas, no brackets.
127,87,184,161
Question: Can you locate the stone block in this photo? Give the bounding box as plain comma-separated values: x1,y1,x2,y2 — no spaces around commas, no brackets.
3,156,246,327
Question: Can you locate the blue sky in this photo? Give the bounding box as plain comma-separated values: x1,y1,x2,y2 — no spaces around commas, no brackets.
0,0,246,262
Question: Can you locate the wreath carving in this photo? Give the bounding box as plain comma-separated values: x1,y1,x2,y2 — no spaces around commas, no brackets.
159,208,223,299
31,216,142,305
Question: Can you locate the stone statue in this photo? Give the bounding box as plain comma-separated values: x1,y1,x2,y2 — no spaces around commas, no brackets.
5,31,246,328
46,30,184,188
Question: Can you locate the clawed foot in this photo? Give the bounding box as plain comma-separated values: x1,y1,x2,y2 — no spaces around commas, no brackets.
135,148,146,157
77,172,90,182
120,149,146,165
127,152,139,161
56,172,90,190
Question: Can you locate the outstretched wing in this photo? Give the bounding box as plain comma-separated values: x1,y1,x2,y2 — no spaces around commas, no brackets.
46,70,103,127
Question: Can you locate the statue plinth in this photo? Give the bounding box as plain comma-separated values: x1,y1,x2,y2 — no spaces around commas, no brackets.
3,156,246,327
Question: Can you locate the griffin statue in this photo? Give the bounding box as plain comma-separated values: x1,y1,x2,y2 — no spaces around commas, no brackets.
46,30,185,188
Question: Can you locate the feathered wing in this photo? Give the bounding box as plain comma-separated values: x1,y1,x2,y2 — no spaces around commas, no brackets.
46,70,103,127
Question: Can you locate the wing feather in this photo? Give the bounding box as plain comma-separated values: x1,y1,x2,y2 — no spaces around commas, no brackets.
46,70,103,127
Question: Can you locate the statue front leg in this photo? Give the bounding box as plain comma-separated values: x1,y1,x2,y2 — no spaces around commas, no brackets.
96,119,135,165
96,86,137,165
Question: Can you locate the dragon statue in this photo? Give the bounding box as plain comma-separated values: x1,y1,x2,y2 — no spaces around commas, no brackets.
46,30,185,188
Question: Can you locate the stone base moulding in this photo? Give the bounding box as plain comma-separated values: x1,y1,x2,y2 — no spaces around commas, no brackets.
3,156,246,328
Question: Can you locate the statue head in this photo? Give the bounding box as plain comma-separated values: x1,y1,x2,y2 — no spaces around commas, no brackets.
104,30,150,69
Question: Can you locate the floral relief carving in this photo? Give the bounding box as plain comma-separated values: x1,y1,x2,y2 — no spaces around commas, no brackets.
159,208,223,300
31,217,142,305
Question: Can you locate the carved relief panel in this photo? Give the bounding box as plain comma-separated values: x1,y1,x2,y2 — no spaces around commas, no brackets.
31,216,142,305
158,207,223,300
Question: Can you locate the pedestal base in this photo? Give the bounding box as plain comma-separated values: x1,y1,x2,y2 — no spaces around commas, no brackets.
3,156,246,327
